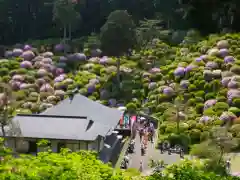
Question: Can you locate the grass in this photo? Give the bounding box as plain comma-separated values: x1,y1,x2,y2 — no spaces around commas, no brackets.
114,137,130,169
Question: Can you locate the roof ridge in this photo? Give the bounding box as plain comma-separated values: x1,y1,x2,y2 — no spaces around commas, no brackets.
16,114,87,119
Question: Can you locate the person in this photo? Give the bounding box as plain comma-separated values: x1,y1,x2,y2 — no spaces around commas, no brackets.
141,142,145,155
139,160,143,172
139,127,144,142
143,129,149,149
180,148,184,158
124,154,130,163
159,142,163,154
226,158,231,173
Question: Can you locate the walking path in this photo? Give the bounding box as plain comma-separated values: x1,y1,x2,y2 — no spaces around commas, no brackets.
128,132,181,175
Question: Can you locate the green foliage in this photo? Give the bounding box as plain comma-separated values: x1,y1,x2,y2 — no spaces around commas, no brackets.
0,150,125,179
147,159,238,180
100,10,136,56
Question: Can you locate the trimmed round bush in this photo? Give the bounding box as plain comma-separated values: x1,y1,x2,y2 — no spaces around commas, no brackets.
230,65,240,74
126,102,137,113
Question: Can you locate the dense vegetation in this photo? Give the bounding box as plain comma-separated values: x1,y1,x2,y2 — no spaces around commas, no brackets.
2,0,240,179
0,0,240,45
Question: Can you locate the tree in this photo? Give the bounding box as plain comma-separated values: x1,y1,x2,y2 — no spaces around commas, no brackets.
0,83,14,139
136,18,163,49
209,127,237,164
162,87,187,134
53,0,80,44
100,10,136,86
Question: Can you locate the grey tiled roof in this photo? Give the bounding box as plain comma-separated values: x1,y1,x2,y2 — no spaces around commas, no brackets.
4,114,111,141
1,95,123,141
42,94,122,127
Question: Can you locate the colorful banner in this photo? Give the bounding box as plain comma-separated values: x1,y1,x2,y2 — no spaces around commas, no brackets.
124,115,129,127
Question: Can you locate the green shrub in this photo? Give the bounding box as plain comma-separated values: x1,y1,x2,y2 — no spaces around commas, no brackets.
13,91,27,101
230,124,240,137
15,68,28,74
2,75,10,83
188,84,197,91
159,124,167,134
189,129,201,144
232,98,240,108
187,98,196,106
194,90,205,97
213,102,229,112
79,88,88,95
203,108,216,116
200,131,210,142
216,96,227,102
167,133,191,150
196,103,204,114
0,68,9,76
190,141,220,158
230,65,240,74
213,119,223,126
195,97,204,103
126,102,137,113
229,107,240,116
88,96,96,101
218,88,228,96
165,124,176,134
205,93,216,100
186,120,197,129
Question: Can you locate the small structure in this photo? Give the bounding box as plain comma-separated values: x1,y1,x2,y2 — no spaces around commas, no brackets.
1,94,123,157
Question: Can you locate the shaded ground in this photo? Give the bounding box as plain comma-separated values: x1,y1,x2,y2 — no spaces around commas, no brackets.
128,133,181,175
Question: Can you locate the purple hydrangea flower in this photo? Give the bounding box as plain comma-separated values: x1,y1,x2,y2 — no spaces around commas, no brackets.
59,56,68,62
200,55,208,61
68,53,86,62
174,67,185,76
217,40,229,49
40,84,54,93
54,44,65,52
108,99,117,106
42,58,52,64
228,80,238,89
20,61,32,69
12,75,24,81
86,84,95,93
149,68,161,74
221,77,231,87
4,51,13,58
55,68,64,76
180,80,190,89
12,48,23,57
23,45,32,51
185,64,197,73
148,82,157,90
224,56,235,63
36,78,46,86
195,57,202,62
227,89,240,102
9,80,21,90
99,56,108,65
37,69,48,77
163,87,174,96
219,112,236,121
199,116,212,123
54,76,65,83
219,48,229,57
20,50,35,61
89,79,99,85
205,61,218,69
204,99,217,110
